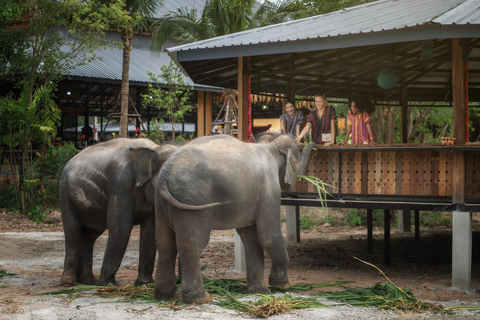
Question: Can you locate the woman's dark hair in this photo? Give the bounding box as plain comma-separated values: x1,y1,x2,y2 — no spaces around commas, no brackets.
349,96,376,114
285,99,295,106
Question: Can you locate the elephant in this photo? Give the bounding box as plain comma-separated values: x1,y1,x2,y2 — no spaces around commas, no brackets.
59,138,177,287
153,134,315,304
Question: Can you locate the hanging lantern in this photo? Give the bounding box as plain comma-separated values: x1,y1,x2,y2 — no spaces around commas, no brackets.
377,71,397,90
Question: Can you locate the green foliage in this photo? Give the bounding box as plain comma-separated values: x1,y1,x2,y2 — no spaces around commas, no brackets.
142,62,195,141
417,212,452,228
316,282,444,313
0,269,16,279
342,209,363,227
38,142,78,179
299,214,314,229
27,204,48,223
141,119,167,144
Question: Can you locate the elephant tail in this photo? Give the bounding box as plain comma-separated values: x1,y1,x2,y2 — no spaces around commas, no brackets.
158,188,225,211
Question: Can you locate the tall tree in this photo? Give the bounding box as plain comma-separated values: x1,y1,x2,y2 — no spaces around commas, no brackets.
150,0,301,139
0,0,128,213
150,0,300,52
97,0,163,137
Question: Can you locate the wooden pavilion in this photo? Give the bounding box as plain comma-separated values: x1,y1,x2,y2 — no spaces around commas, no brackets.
165,0,480,290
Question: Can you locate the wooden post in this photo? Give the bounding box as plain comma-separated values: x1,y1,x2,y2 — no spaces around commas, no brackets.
452,39,466,145
452,39,467,204
205,91,212,136
197,91,205,137
238,57,249,141
401,86,408,143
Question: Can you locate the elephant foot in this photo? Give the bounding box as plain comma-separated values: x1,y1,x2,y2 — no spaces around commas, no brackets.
268,268,290,289
154,287,178,301
61,271,76,286
134,276,154,287
182,289,212,304
247,284,270,294
97,276,119,286
77,272,97,285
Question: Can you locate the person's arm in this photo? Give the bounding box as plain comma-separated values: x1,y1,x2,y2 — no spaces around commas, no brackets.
324,118,336,146
366,122,376,145
280,119,286,134
295,122,312,143
338,124,352,146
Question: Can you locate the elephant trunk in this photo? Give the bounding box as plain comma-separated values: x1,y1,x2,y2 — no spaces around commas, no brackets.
297,142,316,175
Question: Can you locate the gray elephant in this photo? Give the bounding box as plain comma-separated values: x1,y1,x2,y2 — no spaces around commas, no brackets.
153,134,315,304
60,138,177,286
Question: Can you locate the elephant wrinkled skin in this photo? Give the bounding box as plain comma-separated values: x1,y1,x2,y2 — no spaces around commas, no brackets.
60,138,177,287
153,134,315,304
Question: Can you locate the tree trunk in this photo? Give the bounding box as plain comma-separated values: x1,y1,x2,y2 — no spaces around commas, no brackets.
120,32,132,138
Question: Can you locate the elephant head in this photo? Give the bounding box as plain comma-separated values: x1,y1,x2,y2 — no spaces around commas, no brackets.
129,143,178,204
262,134,316,191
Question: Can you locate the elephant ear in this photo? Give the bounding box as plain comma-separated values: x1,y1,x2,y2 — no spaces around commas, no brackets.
129,147,160,188
284,148,299,187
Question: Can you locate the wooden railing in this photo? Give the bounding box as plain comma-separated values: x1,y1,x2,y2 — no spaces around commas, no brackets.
294,144,480,202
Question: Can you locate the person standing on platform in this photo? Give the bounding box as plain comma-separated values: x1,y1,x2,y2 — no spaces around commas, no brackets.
339,96,377,146
295,93,336,146
280,100,304,138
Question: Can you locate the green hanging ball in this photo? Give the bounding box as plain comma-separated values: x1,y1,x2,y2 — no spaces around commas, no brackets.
377,71,397,89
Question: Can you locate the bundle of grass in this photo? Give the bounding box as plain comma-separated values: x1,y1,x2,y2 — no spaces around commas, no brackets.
0,270,15,279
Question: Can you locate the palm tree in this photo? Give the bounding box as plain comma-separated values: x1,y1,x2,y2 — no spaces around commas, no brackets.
150,0,301,137
150,0,301,52
98,0,163,137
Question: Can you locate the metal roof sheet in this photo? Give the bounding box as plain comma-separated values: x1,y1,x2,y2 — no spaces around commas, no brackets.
63,32,220,91
167,0,479,54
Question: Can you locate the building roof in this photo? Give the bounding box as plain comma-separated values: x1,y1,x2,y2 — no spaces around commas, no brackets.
63,32,219,91
168,0,479,58
165,0,480,102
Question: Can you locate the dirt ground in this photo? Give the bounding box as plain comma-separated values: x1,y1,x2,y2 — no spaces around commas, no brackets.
1,208,480,319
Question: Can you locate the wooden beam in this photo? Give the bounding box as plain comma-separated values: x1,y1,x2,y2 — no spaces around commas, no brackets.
197,91,205,137
401,86,408,143
205,91,212,136
452,38,467,204
238,57,250,141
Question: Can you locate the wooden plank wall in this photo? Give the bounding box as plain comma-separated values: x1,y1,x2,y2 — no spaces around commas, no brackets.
296,150,480,197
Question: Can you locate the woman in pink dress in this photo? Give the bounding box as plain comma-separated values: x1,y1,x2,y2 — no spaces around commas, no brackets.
339,97,377,145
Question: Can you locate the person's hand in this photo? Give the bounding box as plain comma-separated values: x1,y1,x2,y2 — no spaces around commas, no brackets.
324,142,332,146
338,141,345,146
368,140,377,146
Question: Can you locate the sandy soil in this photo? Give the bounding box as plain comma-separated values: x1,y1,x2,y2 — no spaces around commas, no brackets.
1,209,480,319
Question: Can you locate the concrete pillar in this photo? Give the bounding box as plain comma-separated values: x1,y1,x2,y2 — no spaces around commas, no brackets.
285,206,300,243
452,211,472,290
234,230,246,273
398,210,411,233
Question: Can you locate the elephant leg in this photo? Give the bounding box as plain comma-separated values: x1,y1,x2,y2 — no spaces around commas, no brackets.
61,225,81,286
97,217,134,286
175,215,212,304
60,197,83,286
154,218,178,301
77,227,103,285
256,203,290,289
135,214,156,286
236,226,269,293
